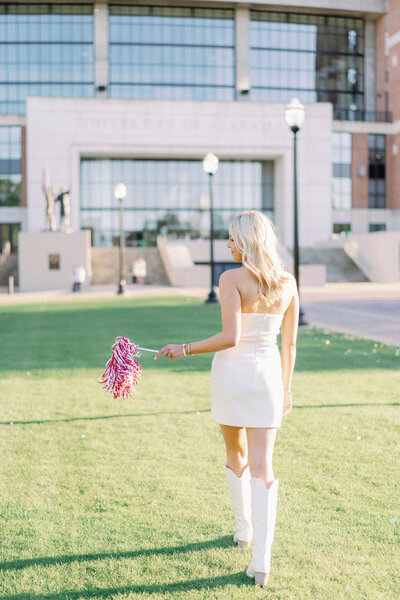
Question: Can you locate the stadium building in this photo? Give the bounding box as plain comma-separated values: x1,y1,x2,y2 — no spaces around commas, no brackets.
0,0,399,287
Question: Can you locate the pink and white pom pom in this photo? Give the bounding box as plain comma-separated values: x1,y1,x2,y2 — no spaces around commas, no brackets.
100,335,156,399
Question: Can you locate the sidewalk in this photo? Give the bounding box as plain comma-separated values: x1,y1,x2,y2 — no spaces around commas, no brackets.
1,282,399,347
300,283,400,347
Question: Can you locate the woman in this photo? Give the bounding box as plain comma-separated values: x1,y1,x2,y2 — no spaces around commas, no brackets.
155,210,299,587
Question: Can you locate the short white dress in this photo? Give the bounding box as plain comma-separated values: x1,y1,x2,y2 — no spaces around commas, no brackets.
211,313,284,428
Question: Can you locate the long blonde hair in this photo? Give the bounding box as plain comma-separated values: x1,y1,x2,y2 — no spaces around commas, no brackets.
229,210,289,306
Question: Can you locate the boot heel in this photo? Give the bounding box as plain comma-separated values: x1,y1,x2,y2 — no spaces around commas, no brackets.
247,478,278,586
236,538,251,548
254,572,270,587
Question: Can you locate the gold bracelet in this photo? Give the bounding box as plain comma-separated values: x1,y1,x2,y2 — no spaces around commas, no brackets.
187,343,192,356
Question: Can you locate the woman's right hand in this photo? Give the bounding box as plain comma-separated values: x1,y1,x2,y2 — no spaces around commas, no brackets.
282,391,292,416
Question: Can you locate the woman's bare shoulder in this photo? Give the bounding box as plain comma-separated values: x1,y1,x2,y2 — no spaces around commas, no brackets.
282,271,296,283
281,272,297,290
219,266,245,283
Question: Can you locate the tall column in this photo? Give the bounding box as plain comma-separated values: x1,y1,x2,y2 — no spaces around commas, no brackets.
235,7,250,100
94,3,109,98
351,133,368,208
375,15,388,115
364,20,376,117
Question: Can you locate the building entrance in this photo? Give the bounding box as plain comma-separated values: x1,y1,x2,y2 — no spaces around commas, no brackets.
80,158,274,247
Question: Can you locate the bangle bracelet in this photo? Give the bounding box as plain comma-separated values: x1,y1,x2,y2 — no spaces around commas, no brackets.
182,344,186,357
187,343,192,356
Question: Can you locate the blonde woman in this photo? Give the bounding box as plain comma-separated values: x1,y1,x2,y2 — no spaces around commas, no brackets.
155,210,299,587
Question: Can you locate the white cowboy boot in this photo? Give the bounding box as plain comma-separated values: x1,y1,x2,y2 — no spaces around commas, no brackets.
224,464,253,548
246,478,279,586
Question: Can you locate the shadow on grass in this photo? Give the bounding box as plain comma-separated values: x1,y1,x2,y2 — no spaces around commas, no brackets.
0,572,250,600
0,536,240,573
0,297,398,373
0,403,399,426
0,409,211,425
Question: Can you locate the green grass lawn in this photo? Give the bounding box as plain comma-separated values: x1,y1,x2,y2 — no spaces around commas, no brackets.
0,295,399,600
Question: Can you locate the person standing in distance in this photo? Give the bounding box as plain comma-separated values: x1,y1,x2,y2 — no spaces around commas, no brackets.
155,210,299,587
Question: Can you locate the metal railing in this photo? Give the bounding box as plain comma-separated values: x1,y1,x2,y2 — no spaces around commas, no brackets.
333,108,392,123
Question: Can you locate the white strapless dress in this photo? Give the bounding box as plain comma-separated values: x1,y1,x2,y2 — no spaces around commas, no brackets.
210,313,284,428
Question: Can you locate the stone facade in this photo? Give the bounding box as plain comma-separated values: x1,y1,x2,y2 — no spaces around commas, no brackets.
25,97,333,248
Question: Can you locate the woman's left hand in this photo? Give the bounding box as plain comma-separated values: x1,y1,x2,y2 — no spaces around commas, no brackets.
282,391,292,416
154,344,184,360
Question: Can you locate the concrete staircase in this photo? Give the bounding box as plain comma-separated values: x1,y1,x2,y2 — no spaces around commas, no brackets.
157,237,209,286
91,247,170,285
300,246,369,283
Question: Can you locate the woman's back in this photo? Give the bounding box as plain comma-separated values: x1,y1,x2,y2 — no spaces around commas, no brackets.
226,266,296,315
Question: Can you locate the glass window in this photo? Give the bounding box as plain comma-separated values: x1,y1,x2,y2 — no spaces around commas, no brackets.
0,222,20,252
0,126,21,206
250,11,364,119
80,158,274,246
368,134,386,209
332,132,352,209
368,223,386,232
0,4,94,114
333,223,351,234
109,6,235,101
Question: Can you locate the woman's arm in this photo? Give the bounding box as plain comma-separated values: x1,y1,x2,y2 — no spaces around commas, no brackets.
155,270,242,360
280,283,299,398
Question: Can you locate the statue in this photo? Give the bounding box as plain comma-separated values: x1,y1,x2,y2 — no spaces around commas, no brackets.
42,166,71,231
42,165,56,232
56,188,71,231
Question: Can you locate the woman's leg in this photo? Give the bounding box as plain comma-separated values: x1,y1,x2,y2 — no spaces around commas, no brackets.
219,424,252,546
219,424,248,476
246,427,280,585
246,427,278,488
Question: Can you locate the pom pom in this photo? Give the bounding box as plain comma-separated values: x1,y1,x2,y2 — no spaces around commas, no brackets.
99,335,142,399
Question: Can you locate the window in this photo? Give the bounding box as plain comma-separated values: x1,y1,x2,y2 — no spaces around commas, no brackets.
109,6,235,101
333,223,351,234
80,158,274,246
332,132,352,209
368,134,386,208
250,11,364,118
0,126,21,206
0,4,94,114
368,223,386,232
0,222,20,252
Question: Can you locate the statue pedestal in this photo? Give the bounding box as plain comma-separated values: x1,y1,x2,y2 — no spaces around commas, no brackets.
18,230,91,292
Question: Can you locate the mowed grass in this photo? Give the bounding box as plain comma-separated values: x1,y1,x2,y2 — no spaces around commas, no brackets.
0,294,399,600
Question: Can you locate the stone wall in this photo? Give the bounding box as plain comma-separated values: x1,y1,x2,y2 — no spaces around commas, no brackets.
343,231,400,282
19,230,91,292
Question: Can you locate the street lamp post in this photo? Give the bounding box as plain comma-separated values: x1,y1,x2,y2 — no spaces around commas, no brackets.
284,98,307,326
114,182,127,295
202,153,219,304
